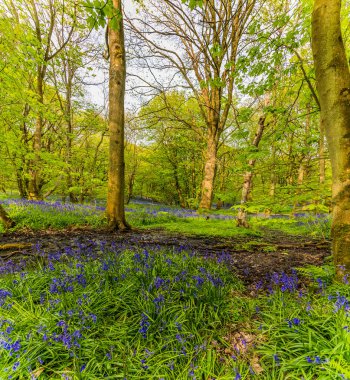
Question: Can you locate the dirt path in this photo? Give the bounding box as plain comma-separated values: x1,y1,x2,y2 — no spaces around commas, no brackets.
0,227,330,287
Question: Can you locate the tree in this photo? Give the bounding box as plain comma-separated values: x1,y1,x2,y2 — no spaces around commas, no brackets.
0,0,78,200
24,0,77,200
138,92,206,207
105,0,130,230
127,0,257,209
312,0,350,276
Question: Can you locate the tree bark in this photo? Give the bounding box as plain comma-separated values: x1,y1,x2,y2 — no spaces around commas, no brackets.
319,117,326,184
106,0,130,231
0,205,15,229
199,128,219,209
237,116,266,227
269,143,276,197
312,0,350,277
28,72,44,200
64,63,78,203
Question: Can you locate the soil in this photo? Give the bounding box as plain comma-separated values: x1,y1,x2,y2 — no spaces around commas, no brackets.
0,227,331,289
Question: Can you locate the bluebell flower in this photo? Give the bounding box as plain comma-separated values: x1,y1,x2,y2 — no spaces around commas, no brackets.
153,295,164,311
273,354,280,365
175,322,182,331
140,359,148,370
314,356,322,364
167,361,174,371
334,293,349,312
139,313,150,338
192,275,204,287
11,340,21,352
154,277,165,289
12,361,19,371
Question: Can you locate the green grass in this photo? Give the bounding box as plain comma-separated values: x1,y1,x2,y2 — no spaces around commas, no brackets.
250,216,331,239
132,217,261,238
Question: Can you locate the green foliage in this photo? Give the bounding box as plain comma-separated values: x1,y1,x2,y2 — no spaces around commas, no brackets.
296,264,335,286
181,0,203,10
84,0,122,29
251,216,331,239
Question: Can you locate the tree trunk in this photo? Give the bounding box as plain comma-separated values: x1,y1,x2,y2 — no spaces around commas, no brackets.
173,169,186,208
312,0,350,277
269,131,276,197
237,116,266,227
199,128,219,209
106,0,130,231
126,172,135,205
65,65,78,203
319,117,326,184
0,205,15,229
28,71,44,200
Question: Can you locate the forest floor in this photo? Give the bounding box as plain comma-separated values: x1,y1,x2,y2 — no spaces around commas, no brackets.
0,226,330,289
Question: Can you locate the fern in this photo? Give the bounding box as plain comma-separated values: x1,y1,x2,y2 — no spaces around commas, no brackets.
296,265,335,282
328,358,350,378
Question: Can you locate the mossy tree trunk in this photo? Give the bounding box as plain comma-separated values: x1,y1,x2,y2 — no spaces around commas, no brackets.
0,205,15,229
106,0,130,231
312,0,350,277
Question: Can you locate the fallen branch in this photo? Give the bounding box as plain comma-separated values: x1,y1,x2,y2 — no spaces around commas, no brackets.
0,243,32,251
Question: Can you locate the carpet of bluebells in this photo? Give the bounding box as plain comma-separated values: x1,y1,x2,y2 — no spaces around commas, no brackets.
0,199,105,230
0,240,349,379
0,198,331,239
0,199,347,379
0,242,250,379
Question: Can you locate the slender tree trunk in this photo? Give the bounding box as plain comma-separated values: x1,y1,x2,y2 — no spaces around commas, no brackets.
0,205,15,229
269,143,276,197
237,116,266,227
297,163,305,186
126,172,135,204
319,117,326,184
106,0,130,230
312,0,350,277
286,132,296,188
16,172,27,199
173,169,186,208
199,128,219,209
28,71,44,200
64,66,78,203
